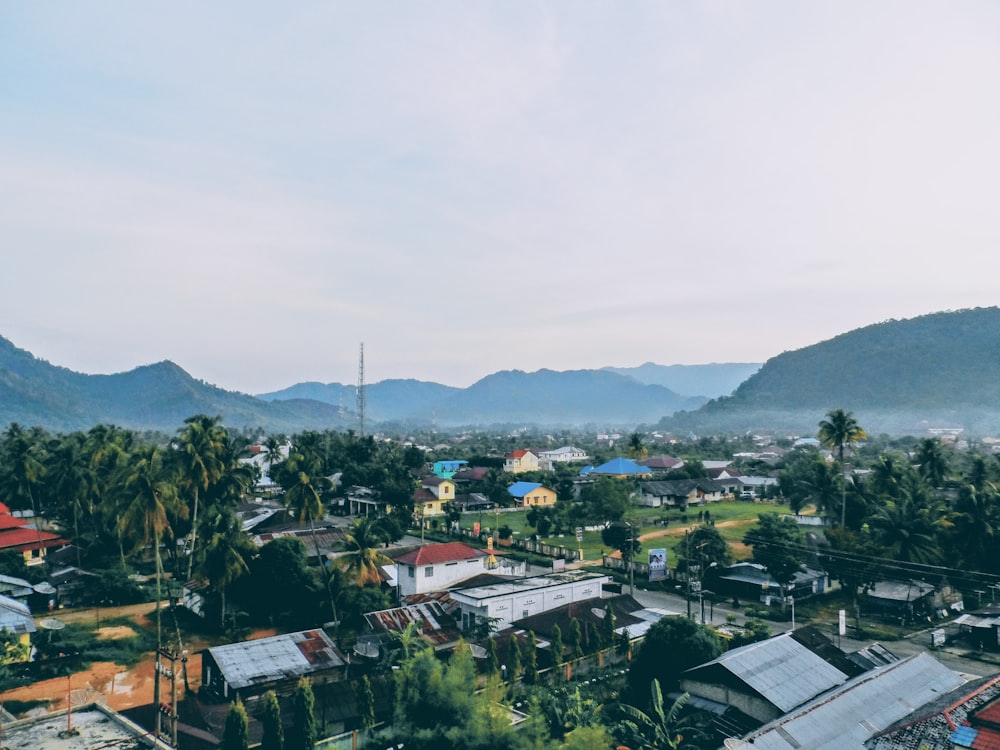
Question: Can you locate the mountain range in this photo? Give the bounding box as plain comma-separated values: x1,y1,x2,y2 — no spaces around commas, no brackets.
3,307,1000,435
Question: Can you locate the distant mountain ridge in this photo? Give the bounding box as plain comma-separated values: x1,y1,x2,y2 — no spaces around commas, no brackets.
259,370,706,427
603,362,762,398
9,308,999,435
0,336,350,434
659,307,1000,435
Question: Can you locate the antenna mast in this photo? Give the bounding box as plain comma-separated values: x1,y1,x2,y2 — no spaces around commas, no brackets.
357,342,366,437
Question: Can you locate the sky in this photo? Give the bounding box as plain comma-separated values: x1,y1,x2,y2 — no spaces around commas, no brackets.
3,2,1000,395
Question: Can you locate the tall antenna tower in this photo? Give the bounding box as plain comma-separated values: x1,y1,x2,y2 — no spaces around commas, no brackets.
357,342,366,437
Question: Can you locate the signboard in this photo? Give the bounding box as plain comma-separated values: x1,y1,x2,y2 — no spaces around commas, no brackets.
576,527,584,543
473,522,481,536
838,609,846,637
648,548,667,581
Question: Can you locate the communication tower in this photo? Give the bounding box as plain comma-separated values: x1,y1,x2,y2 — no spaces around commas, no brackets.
357,342,366,437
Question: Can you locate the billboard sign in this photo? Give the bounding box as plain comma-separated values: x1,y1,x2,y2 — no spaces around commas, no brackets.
648,548,667,581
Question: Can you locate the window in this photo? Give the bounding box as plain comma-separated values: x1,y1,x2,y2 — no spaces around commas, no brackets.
408,566,415,578
424,566,434,578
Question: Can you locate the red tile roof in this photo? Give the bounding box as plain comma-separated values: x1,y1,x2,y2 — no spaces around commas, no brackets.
394,542,486,566
0,516,27,531
0,527,66,551
506,450,531,459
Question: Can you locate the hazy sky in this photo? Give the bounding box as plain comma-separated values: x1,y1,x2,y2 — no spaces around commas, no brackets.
3,3,999,394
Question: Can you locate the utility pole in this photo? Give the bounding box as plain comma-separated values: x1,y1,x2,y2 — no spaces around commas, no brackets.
156,647,180,747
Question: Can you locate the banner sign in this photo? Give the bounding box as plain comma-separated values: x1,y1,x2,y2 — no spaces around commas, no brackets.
648,548,667,581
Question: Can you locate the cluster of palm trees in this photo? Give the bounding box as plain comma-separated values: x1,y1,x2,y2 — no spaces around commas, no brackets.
785,409,1000,592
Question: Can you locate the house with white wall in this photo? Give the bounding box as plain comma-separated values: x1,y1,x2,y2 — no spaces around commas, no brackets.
449,570,610,632
395,542,488,598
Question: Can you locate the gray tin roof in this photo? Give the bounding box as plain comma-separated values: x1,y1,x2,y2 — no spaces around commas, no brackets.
742,653,965,750
685,631,848,712
207,629,345,690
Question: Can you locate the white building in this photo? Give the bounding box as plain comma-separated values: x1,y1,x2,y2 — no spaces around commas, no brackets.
537,446,589,468
450,570,610,632
395,542,490,598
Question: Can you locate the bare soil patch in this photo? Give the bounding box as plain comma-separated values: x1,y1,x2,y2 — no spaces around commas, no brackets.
95,625,136,640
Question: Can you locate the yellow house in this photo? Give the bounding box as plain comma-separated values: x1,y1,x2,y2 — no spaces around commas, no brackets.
413,477,455,517
507,482,558,508
0,596,34,661
504,450,540,474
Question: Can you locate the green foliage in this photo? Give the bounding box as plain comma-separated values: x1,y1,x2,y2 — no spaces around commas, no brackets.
728,618,773,649
290,678,317,750
580,478,631,525
569,620,584,660
601,523,641,563
260,690,284,750
222,699,250,750
486,637,499,675
550,624,564,667
628,617,721,700
615,682,709,750
742,514,807,587
523,631,538,685
508,634,522,680
359,676,377,730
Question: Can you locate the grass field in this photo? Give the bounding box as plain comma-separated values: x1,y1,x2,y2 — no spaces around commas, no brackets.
455,500,797,567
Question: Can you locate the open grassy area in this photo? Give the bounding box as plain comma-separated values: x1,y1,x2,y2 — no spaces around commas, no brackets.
455,500,794,567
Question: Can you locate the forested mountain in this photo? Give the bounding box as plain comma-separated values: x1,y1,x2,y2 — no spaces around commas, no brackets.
0,336,349,434
659,307,1000,435
603,362,762,398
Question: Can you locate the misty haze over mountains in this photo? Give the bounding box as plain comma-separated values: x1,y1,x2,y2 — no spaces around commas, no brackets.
2,308,1000,435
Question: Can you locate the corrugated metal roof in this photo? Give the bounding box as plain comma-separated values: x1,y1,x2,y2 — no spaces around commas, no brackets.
0,594,35,635
744,654,965,750
687,632,847,712
208,629,345,690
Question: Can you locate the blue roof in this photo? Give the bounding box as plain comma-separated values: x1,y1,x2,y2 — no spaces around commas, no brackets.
589,457,651,476
507,482,543,498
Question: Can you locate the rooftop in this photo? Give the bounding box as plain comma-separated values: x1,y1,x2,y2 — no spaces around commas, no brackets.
0,703,168,750
451,570,608,602
206,629,345,690
395,541,486,566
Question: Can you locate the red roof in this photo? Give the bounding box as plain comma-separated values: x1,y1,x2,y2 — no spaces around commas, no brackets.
506,450,531,459
0,527,66,551
0,515,27,531
395,542,486,566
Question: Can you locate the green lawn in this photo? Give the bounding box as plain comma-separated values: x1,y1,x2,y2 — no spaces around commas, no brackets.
454,500,793,567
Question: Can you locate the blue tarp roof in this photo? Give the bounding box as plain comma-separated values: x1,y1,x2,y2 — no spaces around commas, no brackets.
586,457,651,476
507,482,543,498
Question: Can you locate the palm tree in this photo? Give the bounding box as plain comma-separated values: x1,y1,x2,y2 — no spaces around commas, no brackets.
818,409,867,527
283,470,335,618
868,478,945,565
45,434,96,566
263,433,286,484
118,442,187,738
176,415,227,579
915,437,950,490
628,432,648,460
198,508,256,629
338,516,392,586
0,423,48,558
617,681,706,750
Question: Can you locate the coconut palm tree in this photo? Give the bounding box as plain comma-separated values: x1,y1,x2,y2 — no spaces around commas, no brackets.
628,432,648,460
118,446,186,644
283,469,336,618
176,415,227,579
915,437,950,490
338,516,392,586
818,409,867,527
198,508,256,629
45,433,97,565
0,423,48,557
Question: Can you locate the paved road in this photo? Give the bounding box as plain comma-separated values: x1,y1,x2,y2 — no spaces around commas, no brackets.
629,586,1000,679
